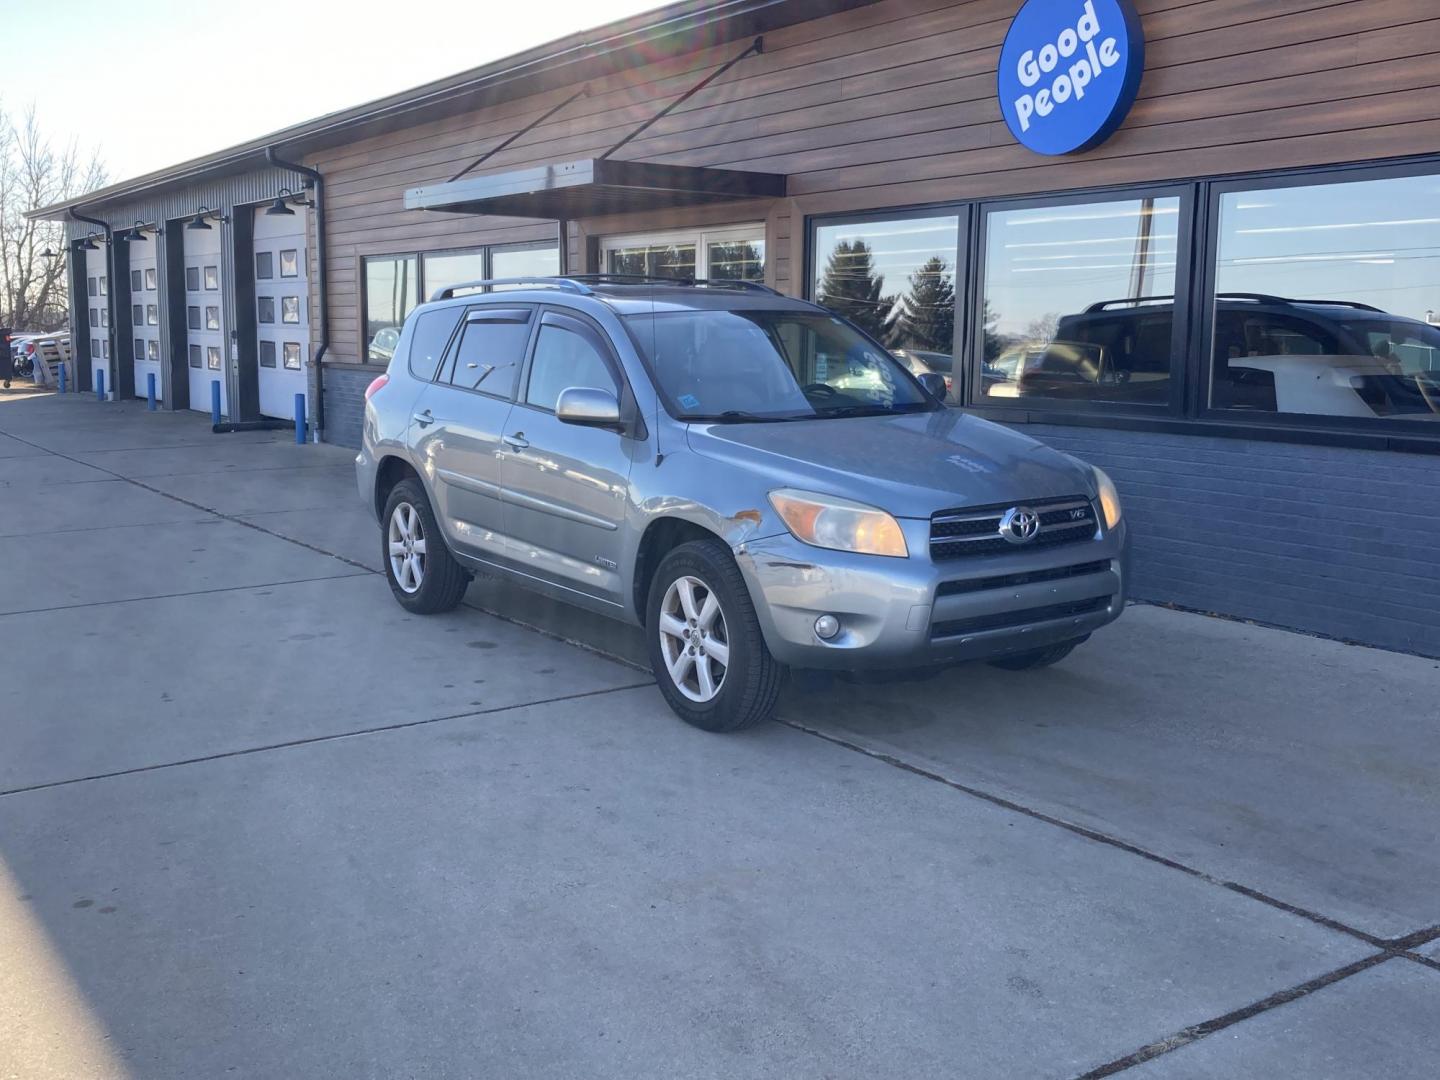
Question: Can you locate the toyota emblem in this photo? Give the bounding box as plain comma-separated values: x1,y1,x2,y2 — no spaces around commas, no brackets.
999,506,1041,544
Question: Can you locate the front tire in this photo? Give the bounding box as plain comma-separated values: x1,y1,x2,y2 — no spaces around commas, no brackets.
381,478,469,614
646,539,784,732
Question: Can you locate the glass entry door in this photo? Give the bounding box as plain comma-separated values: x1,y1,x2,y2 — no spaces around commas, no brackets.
602,225,764,283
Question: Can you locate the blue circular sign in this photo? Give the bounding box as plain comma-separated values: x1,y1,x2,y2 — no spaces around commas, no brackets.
997,0,1145,156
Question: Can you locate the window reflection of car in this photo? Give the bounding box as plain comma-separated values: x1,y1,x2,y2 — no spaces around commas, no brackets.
987,293,1440,418
892,348,955,395
367,327,401,363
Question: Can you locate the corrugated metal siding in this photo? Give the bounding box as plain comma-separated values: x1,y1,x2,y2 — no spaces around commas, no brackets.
1021,424,1440,658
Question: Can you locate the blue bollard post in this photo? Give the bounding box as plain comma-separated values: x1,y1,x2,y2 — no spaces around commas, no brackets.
147,372,157,411
210,380,221,425
294,393,307,445
59,364,67,394
96,368,105,402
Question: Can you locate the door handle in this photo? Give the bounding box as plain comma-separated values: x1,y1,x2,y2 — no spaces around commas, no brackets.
502,432,529,450
413,409,434,428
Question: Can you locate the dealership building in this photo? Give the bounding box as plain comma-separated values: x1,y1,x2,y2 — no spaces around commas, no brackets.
33,0,1439,657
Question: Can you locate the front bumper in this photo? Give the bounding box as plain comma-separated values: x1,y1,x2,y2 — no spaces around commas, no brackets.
734,517,1128,670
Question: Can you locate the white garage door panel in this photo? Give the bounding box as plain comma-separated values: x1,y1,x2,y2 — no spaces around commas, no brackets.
253,206,309,422
184,224,226,416
84,247,108,393
128,235,162,401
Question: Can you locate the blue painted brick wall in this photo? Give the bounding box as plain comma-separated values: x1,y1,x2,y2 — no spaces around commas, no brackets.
322,365,378,450
1023,425,1440,657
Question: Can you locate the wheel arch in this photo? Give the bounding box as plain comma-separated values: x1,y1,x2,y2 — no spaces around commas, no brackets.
373,454,423,522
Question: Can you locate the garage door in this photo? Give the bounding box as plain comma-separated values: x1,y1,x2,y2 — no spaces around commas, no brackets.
183,223,226,416
128,235,162,401
84,246,108,393
252,206,308,421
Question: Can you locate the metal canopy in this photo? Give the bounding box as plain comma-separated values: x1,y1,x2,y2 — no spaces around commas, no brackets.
403,158,786,220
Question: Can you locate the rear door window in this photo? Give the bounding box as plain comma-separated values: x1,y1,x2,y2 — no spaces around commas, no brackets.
405,308,463,381
441,307,534,398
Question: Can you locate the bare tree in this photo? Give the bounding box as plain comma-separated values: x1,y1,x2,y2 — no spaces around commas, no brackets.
0,103,106,331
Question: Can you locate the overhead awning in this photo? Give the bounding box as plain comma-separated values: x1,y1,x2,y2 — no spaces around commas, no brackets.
403,158,786,220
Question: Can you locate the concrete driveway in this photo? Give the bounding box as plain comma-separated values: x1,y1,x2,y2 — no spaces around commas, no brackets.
2,391,1436,1080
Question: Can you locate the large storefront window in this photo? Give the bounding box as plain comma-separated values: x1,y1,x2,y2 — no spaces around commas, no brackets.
364,254,418,362
363,242,558,361
421,249,486,301
813,215,960,388
1210,173,1440,420
979,195,1181,406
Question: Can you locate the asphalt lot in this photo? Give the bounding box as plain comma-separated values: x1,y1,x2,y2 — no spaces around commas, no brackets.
2,389,1437,1079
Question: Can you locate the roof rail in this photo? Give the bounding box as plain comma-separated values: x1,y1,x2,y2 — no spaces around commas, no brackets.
429,276,594,301
1286,297,1386,313
566,273,782,295
1082,294,1175,313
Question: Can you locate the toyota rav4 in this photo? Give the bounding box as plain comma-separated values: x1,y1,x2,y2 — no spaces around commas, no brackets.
357,276,1128,731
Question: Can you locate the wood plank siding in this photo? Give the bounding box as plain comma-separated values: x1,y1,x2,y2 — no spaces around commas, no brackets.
306,0,1440,365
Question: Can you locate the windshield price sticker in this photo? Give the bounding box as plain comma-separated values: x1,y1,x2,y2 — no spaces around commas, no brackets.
998,0,1145,156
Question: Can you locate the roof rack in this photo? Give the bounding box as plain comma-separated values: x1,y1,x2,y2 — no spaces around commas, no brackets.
430,274,785,303
565,273,782,295
1082,294,1175,312
429,277,595,301
1285,297,1386,313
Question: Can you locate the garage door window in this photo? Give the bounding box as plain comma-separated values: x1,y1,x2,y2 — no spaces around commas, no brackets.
281,296,300,324
132,304,144,324
131,270,142,291
206,346,221,370
188,306,200,329
145,268,157,290
259,341,276,368
147,340,160,361
146,305,158,325
256,252,273,280
205,306,220,331
279,250,299,278
204,267,219,290
189,345,201,368
283,342,303,370
258,298,275,324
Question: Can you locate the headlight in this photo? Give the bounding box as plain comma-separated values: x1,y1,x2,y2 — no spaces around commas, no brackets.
768,489,908,558
1094,467,1122,530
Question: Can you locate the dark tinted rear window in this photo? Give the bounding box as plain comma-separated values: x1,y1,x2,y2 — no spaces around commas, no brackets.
406,308,463,381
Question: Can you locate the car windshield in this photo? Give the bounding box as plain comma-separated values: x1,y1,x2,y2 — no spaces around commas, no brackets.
623,309,936,421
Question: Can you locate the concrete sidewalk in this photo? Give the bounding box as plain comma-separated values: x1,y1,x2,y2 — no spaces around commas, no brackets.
2,390,1436,1080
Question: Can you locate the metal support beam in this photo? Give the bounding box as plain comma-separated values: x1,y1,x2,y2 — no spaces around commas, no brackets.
449,86,591,183
600,36,763,160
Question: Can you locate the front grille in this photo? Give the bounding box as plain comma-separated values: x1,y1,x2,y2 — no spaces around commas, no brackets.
930,497,1097,560
935,560,1112,598
931,596,1111,639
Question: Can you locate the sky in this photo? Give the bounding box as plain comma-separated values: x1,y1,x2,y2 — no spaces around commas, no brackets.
0,0,663,186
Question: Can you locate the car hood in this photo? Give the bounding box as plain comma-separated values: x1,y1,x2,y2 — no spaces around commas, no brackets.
685,409,1095,519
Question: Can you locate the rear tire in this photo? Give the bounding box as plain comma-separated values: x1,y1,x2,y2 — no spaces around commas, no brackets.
987,636,1087,671
646,539,784,732
381,478,469,614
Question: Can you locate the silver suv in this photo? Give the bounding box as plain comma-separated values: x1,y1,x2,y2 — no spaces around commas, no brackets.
357,276,1128,731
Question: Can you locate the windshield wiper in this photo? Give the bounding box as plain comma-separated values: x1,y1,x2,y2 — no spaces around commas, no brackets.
681,410,798,423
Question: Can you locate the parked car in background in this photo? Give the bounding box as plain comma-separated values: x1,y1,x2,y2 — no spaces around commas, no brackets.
981,293,1440,419
358,276,1127,732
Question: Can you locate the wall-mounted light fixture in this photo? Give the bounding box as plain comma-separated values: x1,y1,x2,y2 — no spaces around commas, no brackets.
80,233,102,250
265,187,298,217
186,206,228,231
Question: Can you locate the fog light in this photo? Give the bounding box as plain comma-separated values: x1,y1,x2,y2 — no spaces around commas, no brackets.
814,614,841,640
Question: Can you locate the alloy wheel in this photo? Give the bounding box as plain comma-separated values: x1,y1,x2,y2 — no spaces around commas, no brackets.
658,575,729,703
387,501,427,594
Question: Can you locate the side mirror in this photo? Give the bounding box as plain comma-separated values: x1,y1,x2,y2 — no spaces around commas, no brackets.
917,372,949,401
556,386,622,428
